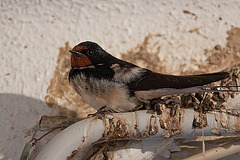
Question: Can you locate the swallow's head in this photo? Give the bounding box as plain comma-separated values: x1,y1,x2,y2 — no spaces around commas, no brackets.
69,41,110,67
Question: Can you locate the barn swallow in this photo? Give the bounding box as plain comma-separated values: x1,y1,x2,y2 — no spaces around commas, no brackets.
69,41,232,112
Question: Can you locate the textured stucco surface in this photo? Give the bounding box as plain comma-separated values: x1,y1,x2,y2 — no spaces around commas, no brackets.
1,0,240,159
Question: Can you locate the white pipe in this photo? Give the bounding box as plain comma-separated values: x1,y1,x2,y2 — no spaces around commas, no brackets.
35,109,240,160
35,117,105,160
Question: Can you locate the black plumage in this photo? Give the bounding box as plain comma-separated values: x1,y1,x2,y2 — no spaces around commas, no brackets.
128,71,229,92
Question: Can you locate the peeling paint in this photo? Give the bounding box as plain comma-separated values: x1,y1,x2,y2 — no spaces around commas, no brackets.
212,110,240,135
149,115,158,135
220,112,229,129
159,108,184,138
101,116,133,140
66,150,78,160
235,116,240,133
39,115,76,129
99,109,186,141
193,112,208,129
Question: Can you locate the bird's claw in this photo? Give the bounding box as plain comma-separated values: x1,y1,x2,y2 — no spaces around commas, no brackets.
87,106,114,118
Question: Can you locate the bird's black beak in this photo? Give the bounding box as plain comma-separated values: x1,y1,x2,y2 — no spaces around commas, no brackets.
69,50,82,55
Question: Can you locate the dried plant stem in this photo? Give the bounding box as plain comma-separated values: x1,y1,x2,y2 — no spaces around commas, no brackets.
202,128,205,158
200,92,207,158
183,141,240,160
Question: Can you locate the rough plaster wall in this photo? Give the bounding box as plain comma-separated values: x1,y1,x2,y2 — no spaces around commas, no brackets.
1,0,240,159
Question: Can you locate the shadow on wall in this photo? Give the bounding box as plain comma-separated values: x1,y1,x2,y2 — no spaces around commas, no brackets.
0,93,77,132
0,93,49,129
0,93,81,159
0,93,50,159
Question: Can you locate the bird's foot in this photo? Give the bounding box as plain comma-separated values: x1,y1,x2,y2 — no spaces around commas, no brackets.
134,105,144,111
133,103,151,111
87,106,114,118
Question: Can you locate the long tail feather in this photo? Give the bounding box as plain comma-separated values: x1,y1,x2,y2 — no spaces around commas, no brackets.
200,85,240,92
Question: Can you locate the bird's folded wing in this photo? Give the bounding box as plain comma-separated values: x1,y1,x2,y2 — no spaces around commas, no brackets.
127,71,230,92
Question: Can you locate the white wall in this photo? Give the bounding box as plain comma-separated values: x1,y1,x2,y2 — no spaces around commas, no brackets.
1,0,240,159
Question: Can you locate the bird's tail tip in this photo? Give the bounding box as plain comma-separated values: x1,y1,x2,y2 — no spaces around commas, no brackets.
200,85,240,93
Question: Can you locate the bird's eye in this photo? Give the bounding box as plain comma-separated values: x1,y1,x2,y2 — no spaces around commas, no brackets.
87,50,94,56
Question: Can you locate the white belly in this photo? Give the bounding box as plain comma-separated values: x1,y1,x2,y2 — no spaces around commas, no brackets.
70,73,140,112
